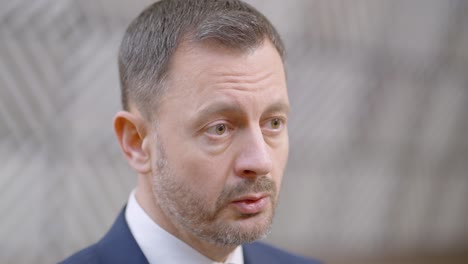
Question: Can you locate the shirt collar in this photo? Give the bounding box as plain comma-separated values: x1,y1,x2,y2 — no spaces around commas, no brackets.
125,190,244,264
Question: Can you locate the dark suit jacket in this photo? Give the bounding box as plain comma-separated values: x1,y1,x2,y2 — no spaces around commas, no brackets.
60,208,321,264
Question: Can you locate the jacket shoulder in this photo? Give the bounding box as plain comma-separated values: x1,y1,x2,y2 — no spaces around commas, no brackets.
58,207,148,264
243,242,321,264
59,244,100,264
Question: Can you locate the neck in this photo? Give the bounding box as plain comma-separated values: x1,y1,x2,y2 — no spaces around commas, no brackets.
135,174,237,262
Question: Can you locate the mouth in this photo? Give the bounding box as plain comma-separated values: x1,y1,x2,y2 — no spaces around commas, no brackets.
230,193,270,215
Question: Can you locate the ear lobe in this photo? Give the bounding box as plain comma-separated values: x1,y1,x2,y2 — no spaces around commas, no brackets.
113,111,152,174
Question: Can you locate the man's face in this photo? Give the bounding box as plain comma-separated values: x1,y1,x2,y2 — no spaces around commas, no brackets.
149,40,289,246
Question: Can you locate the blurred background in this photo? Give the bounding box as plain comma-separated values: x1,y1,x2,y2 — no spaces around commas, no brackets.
0,0,467,263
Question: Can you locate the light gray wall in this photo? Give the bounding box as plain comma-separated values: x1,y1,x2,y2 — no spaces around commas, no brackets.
0,0,467,263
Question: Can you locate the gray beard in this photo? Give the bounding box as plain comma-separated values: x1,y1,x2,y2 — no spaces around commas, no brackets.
151,141,277,246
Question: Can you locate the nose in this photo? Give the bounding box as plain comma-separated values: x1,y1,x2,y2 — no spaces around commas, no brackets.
234,128,273,178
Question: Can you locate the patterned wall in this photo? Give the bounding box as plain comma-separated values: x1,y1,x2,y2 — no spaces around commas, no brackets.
0,0,467,263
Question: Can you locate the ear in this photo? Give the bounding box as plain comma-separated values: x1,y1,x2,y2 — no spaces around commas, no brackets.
113,111,152,174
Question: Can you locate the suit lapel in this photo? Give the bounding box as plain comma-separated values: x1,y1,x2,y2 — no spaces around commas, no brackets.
243,242,269,264
96,207,149,264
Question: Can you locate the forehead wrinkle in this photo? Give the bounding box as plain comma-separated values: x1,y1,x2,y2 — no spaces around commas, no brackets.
204,60,283,84
216,69,274,84
208,71,283,94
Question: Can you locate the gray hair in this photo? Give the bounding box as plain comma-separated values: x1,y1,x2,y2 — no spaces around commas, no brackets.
118,0,285,120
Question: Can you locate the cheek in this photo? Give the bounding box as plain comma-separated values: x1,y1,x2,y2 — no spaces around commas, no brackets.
271,135,289,185
171,149,231,200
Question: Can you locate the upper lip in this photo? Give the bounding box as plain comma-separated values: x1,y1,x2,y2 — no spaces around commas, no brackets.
231,193,269,202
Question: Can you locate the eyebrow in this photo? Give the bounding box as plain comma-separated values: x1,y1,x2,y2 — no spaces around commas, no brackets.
264,101,290,115
195,101,244,121
195,100,290,122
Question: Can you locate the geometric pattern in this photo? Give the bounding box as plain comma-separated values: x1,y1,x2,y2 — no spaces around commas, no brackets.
0,0,467,263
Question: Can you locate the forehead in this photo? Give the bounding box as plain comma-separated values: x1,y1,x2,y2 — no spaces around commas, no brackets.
158,39,288,117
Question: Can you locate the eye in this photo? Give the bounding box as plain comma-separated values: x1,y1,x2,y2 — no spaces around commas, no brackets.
270,118,282,129
206,123,228,136
262,117,286,135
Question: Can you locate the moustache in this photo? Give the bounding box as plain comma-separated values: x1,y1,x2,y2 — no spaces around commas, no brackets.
215,176,276,210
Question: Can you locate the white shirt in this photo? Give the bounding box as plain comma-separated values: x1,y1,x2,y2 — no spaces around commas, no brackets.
125,190,244,264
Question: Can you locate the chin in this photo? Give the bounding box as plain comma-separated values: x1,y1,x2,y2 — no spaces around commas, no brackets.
194,204,275,246
226,209,273,234
204,217,272,246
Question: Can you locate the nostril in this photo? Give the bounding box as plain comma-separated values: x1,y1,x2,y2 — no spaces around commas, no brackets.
239,169,261,179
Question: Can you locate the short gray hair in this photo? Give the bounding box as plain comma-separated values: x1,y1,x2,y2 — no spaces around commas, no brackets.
118,0,285,119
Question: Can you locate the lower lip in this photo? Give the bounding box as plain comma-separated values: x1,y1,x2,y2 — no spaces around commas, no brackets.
231,196,269,214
